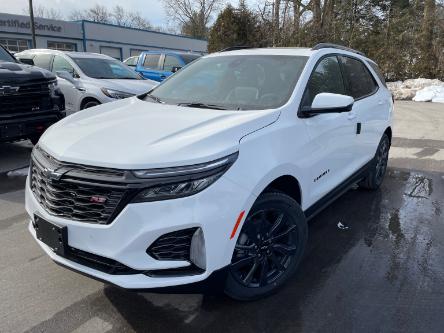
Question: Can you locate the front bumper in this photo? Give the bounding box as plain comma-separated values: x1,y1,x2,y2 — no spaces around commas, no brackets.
0,109,65,142
26,175,256,289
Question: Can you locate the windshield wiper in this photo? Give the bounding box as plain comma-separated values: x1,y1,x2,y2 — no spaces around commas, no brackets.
177,102,228,110
145,93,163,103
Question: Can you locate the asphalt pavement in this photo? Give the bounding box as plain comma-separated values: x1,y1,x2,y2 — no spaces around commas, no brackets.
0,101,443,333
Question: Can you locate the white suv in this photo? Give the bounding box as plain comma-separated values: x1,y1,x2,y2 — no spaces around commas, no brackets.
26,44,393,300
16,50,157,114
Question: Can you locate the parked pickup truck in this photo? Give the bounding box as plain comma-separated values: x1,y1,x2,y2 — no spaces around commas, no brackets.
0,45,65,144
131,51,201,82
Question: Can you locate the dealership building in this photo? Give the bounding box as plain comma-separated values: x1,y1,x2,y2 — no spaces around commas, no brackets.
0,13,208,60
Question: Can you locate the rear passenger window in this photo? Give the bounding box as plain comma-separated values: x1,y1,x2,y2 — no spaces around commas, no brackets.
143,54,160,69
33,54,52,71
301,56,346,109
367,61,387,87
340,56,378,99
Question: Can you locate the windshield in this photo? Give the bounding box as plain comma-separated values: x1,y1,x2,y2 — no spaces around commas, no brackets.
0,46,16,63
72,57,141,79
145,55,308,110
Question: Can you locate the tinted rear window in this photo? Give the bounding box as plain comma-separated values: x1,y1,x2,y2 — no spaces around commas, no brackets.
339,56,378,99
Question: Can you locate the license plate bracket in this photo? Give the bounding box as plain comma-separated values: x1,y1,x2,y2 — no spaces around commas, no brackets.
34,215,68,257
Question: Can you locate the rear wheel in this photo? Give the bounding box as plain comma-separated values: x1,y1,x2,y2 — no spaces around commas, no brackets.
359,133,390,190
225,192,307,301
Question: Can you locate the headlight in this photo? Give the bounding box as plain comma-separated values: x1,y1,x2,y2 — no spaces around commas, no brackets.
101,88,135,99
131,152,238,202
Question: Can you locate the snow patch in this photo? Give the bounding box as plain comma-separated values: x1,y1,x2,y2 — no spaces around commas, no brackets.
413,85,444,102
387,78,444,102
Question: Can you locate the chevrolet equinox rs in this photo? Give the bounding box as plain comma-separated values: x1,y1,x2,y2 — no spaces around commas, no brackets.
26,44,393,300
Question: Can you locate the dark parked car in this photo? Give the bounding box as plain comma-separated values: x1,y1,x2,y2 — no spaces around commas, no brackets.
0,45,65,144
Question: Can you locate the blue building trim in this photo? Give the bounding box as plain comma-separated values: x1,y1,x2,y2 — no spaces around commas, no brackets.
0,30,83,41
81,21,87,52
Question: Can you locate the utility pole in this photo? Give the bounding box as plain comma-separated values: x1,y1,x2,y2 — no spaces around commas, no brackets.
29,0,36,48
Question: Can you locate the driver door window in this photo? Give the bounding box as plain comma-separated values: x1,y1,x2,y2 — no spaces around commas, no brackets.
52,55,76,76
301,56,345,109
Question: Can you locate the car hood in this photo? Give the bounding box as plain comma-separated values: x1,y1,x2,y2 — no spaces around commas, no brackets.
98,78,157,95
0,61,55,84
39,97,280,169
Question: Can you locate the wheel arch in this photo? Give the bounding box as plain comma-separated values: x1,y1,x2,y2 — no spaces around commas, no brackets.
261,175,302,205
80,97,101,110
384,126,392,145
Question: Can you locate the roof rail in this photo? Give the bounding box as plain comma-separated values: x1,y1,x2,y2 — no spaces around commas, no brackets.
312,43,365,56
219,46,253,52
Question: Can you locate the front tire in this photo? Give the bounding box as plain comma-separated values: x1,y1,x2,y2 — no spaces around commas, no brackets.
82,100,100,109
225,192,308,301
359,133,390,190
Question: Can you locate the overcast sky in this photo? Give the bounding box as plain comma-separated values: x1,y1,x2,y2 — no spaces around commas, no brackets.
2,0,256,27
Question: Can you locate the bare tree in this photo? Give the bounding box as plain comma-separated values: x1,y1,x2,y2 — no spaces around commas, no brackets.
85,4,110,23
112,5,130,26
69,5,152,30
127,12,152,30
161,0,225,38
22,5,63,20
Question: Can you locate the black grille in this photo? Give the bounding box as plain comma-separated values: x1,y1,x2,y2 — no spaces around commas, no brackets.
0,81,53,117
66,247,139,275
147,228,198,261
30,148,129,225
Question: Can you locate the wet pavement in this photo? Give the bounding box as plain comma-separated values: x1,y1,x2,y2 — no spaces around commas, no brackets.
1,101,444,332
0,167,443,333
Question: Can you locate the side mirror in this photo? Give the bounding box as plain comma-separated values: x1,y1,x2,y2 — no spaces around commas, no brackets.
304,93,354,115
57,70,77,84
171,66,182,73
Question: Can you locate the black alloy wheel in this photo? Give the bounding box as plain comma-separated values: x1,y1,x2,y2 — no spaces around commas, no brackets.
359,133,390,190
225,192,307,300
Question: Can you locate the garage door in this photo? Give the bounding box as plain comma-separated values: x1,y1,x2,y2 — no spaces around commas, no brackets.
100,46,122,60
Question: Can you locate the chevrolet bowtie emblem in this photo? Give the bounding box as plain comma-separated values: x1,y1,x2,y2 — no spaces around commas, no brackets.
0,85,20,95
42,167,63,181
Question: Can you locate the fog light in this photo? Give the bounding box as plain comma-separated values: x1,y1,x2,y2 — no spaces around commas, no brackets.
190,228,206,270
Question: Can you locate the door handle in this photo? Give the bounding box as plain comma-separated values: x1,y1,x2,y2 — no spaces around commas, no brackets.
160,75,166,80
347,112,357,120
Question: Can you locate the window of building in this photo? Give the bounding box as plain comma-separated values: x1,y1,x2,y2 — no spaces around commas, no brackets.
47,41,76,51
143,54,161,69
301,56,346,108
100,46,122,60
0,38,30,53
163,55,182,72
339,56,378,99
130,49,147,57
